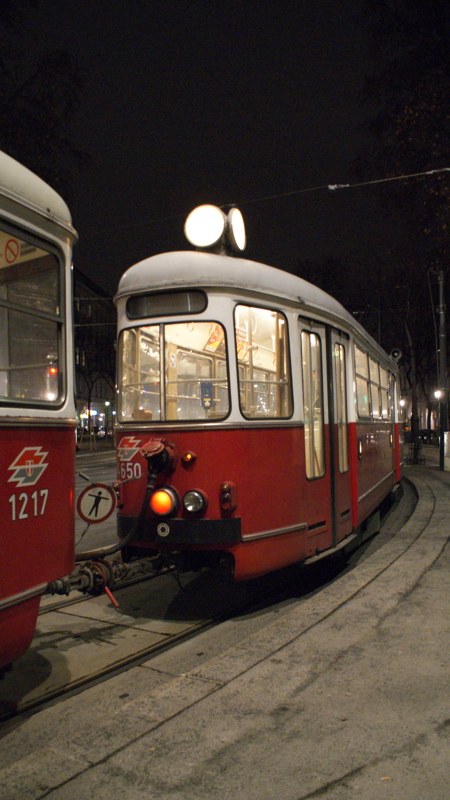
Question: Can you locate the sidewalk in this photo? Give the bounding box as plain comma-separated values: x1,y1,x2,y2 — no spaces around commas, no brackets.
1,455,449,799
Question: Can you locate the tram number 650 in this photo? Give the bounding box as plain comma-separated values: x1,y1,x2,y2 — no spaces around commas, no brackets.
8,489,49,521
119,461,142,480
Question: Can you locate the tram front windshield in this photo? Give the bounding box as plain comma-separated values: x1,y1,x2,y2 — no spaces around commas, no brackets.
118,304,292,423
118,321,229,422
0,229,63,405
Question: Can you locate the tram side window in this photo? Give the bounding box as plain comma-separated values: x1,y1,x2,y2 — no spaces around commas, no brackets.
388,371,396,420
369,358,381,418
380,367,390,419
302,331,325,479
355,345,370,417
117,321,229,422
234,305,292,419
0,229,62,404
355,345,391,420
334,342,349,473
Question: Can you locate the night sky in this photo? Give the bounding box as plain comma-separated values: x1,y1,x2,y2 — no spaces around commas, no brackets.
29,0,396,296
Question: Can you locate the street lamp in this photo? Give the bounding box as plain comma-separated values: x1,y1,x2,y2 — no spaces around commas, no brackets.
105,401,110,434
437,271,447,470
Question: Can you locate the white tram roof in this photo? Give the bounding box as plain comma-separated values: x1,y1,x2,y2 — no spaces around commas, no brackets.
116,250,394,365
0,150,76,239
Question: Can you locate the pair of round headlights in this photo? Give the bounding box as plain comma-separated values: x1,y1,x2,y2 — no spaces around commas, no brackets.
150,487,207,516
184,205,246,252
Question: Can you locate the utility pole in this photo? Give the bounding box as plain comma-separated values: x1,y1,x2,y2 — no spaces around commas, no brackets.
438,270,447,470
405,322,421,464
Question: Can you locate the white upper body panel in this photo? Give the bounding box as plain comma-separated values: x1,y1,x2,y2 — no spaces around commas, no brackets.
0,150,77,243
115,250,394,369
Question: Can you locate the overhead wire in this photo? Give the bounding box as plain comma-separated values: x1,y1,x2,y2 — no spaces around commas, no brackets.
236,167,450,207
83,166,450,238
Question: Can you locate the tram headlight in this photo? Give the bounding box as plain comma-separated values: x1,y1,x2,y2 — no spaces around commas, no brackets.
184,204,246,253
150,487,179,516
227,207,246,251
183,489,208,515
184,205,226,248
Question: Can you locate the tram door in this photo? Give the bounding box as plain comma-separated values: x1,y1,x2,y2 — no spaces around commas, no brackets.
328,328,352,543
300,320,352,550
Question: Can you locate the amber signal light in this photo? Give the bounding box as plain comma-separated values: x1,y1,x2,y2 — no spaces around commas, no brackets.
181,451,197,465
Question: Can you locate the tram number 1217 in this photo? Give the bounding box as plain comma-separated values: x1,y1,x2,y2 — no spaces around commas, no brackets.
8,489,49,521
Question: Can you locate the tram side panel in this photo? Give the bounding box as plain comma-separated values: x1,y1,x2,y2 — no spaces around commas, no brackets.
0,426,75,665
354,421,396,525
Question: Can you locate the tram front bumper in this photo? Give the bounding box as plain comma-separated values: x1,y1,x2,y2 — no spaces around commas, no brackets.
117,514,242,545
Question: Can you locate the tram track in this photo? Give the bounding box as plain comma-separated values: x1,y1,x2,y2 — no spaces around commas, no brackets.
0,478,418,728
0,564,320,726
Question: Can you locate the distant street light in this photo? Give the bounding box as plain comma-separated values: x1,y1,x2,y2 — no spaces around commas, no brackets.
437,271,447,471
104,400,111,434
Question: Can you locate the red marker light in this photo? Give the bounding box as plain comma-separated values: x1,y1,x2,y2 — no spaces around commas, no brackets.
220,481,238,511
150,487,179,516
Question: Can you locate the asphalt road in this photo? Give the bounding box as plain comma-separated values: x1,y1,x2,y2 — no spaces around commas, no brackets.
1,460,447,799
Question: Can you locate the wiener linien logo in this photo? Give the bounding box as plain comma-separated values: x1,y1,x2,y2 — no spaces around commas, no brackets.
8,447,49,487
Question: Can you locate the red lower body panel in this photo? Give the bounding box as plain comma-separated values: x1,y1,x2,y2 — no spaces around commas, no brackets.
116,421,400,581
0,596,40,668
0,425,75,669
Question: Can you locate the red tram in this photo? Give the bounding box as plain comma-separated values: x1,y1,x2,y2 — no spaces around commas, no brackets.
114,205,403,581
0,152,77,672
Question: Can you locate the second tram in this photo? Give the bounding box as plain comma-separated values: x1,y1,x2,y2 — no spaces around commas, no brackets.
113,206,403,581
0,151,77,672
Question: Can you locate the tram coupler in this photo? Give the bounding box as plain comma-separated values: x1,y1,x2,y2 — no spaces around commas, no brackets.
45,553,168,599
140,437,177,475
46,559,115,596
